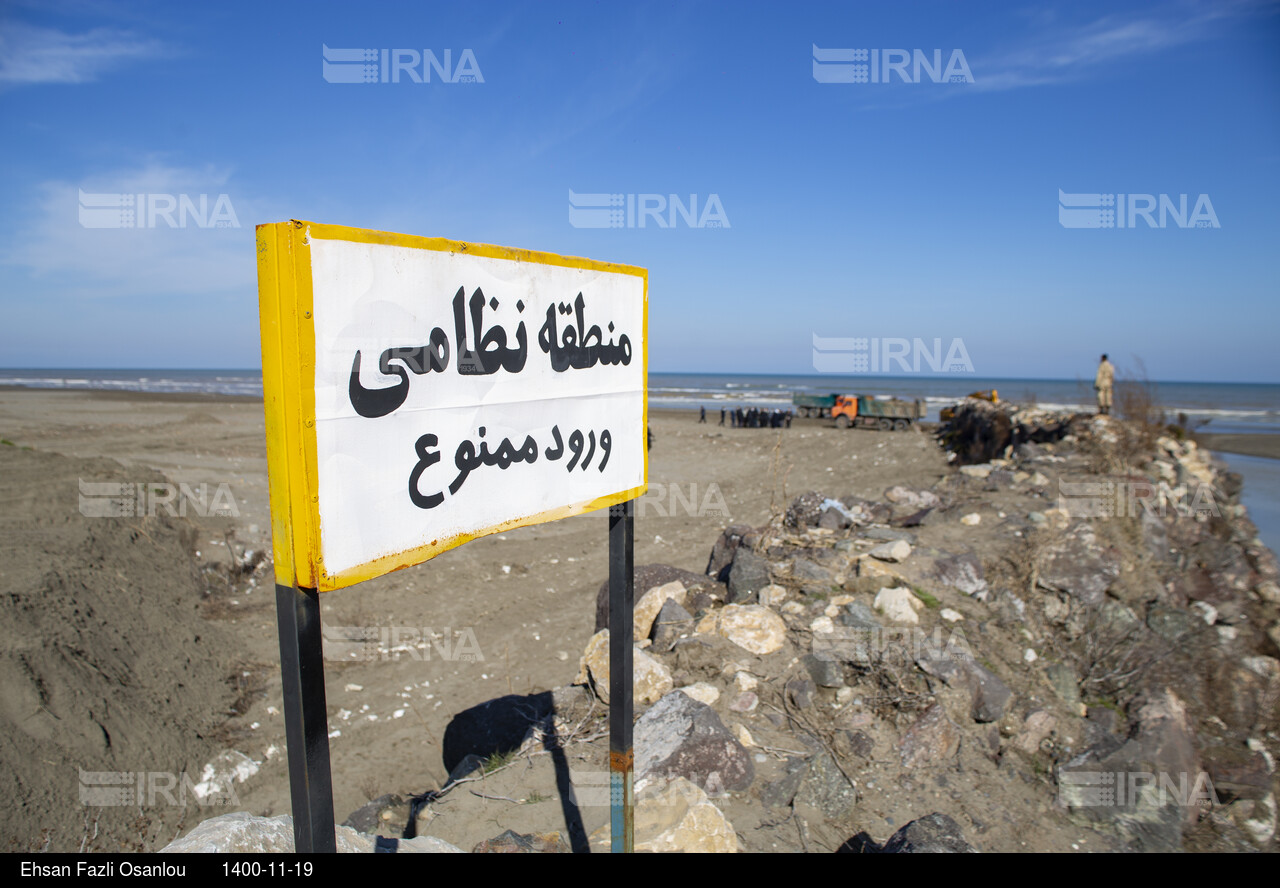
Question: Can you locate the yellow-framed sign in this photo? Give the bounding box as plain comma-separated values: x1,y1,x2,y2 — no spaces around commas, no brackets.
256,221,648,592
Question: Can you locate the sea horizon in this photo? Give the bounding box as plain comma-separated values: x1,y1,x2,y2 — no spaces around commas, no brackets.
2,368,1279,435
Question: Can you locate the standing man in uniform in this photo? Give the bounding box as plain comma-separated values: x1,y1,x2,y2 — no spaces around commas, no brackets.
1094,354,1115,416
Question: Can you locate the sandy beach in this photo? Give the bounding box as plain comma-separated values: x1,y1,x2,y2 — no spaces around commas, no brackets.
0,388,951,850
1194,433,1280,460
4,387,1279,853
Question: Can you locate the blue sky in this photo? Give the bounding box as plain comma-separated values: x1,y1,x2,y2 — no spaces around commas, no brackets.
2,0,1278,382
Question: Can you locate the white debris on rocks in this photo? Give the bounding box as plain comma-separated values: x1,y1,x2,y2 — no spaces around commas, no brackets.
873,587,924,625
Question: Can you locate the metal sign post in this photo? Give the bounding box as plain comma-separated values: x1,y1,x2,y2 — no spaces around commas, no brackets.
257,221,647,856
274,583,337,853
608,499,635,853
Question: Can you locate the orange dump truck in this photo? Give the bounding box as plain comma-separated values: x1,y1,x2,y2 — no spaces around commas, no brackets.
832,395,927,430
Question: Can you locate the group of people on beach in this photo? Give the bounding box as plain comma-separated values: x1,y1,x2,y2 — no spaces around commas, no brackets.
699,405,793,428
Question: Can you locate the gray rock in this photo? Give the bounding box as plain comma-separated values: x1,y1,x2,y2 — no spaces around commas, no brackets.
785,491,829,528
840,730,875,758
983,469,1017,491
967,663,1014,723
890,507,934,528
818,506,851,530
814,606,880,665
1059,689,1201,851
794,752,857,820
727,548,771,604
706,524,754,582
1146,604,1199,643
786,677,817,709
900,704,960,768
804,653,845,688
934,552,987,596
444,753,485,786
881,813,978,852
1045,662,1082,711
1141,510,1171,563
839,603,880,630
1037,524,1120,607
1203,746,1272,803
761,757,807,809
159,812,463,853
790,557,834,584
651,597,695,651
917,652,1013,723
634,691,754,792
342,794,405,834
1099,599,1140,633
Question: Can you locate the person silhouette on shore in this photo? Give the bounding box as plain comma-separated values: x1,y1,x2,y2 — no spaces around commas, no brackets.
699,405,706,423
1094,354,1115,416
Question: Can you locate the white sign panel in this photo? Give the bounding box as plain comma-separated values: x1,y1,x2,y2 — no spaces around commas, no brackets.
257,222,647,591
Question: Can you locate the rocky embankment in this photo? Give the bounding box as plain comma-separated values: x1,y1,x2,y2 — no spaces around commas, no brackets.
174,399,1280,853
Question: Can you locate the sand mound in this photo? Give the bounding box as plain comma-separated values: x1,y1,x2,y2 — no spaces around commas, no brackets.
0,446,238,851
178,412,222,425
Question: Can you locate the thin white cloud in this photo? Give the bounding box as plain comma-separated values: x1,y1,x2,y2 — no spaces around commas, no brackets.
3,162,260,300
972,1,1274,92
0,22,168,85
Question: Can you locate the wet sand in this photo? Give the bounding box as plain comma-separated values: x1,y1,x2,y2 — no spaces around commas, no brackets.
1193,432,1280,460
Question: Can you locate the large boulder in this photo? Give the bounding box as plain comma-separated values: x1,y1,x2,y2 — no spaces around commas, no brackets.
596,564,722,632
881,813,978,853
634,691,754,793
727,548,771,604
1058,689,1202,851
590,777,738,852
160,812,463,853
576,630,673,706
1037,523,1121,607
